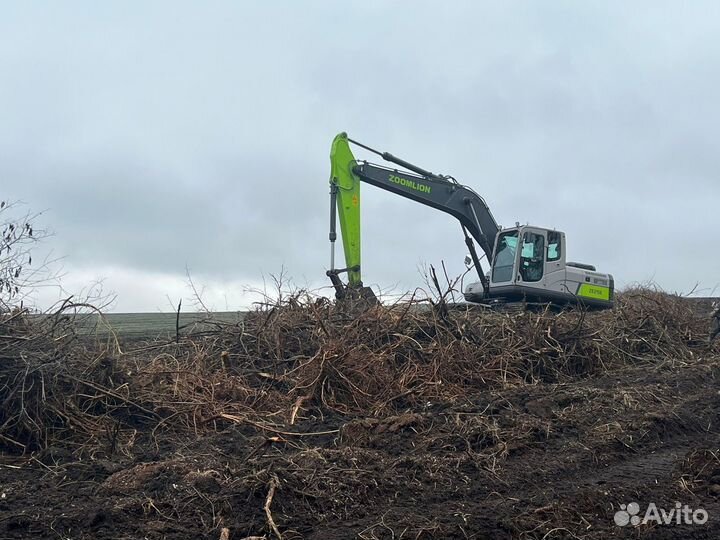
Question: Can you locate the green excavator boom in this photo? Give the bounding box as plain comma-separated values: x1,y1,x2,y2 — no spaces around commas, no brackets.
329,132,362,286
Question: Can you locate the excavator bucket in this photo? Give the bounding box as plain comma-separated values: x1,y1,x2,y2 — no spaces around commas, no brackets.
330,133,362,286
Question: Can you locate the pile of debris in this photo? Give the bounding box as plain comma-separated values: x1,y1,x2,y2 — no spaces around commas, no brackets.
0,289,718,539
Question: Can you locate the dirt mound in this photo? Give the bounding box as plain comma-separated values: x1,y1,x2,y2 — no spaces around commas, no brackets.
0,289,719,539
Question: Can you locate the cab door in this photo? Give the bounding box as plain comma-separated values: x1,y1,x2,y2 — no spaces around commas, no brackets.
517,229,546,286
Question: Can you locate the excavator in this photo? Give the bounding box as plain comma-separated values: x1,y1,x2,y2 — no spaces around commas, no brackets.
326,133,614,309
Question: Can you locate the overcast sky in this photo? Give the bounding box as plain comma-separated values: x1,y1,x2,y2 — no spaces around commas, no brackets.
1,2,718,312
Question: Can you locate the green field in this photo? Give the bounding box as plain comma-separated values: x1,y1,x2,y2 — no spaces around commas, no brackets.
65,311,247,340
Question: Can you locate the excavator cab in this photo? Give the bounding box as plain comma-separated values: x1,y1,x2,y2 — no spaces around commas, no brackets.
464,226,614,309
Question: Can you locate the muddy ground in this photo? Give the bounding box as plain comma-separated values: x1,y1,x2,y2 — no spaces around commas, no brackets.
1,292,719,539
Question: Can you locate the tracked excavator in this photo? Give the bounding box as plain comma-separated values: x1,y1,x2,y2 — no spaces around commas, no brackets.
326,133,614,309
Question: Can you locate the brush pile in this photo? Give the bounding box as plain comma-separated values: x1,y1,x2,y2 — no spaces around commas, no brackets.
0,289,719,539
0,305,152,455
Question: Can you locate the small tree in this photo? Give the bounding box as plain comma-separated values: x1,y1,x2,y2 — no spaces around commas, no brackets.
0,201,46,310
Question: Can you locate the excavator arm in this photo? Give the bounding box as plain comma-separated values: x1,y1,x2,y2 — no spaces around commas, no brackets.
327,132,500,298
328,134,362,287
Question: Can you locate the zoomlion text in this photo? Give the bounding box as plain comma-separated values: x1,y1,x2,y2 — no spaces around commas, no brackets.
388,174,432,194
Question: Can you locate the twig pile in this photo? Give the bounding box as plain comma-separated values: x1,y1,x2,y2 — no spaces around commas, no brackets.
188,287,711,419
0,306,149,454
0,288,713,455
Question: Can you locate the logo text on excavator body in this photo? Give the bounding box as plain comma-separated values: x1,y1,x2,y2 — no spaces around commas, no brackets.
389,174,432,194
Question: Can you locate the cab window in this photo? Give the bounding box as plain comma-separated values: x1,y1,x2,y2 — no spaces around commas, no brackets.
491,230,518,283
547,231,561,262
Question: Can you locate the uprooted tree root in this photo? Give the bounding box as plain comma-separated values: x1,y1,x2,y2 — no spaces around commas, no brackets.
0,288,719,539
